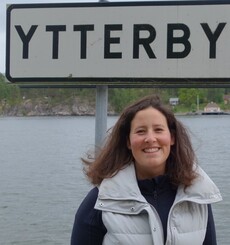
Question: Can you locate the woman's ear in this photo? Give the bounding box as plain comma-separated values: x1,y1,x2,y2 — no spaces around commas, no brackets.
170,133,175,146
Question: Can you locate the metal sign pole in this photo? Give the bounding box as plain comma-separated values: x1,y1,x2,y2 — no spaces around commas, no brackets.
95,85,108,149
95,0,109,151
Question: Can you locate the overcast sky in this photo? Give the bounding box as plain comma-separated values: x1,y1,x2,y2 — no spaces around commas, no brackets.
1,0,154,74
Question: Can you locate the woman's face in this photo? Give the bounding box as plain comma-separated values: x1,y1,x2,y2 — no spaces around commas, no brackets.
127,107,174,179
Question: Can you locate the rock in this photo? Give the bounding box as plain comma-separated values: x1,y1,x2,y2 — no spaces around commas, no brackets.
0,97,115,116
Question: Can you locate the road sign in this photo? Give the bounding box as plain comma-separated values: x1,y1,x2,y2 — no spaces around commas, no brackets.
5,1,230,86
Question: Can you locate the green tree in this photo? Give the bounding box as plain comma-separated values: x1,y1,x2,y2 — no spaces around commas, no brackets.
109,88,139,113
204,88,225,103
0,73,21,104
178,88,200,107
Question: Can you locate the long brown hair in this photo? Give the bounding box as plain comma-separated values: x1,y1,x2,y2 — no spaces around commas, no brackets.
83,95,197,187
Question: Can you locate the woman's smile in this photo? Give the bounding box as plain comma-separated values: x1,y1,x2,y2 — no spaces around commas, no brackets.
143,147,160,153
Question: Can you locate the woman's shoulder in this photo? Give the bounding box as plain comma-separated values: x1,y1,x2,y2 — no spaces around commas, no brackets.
74,186,105,228
71,187,106,244
77,187,99,215
84,187,99,203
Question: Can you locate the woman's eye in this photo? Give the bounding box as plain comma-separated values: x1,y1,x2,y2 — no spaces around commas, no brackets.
155,128,163,132
136,129,145,134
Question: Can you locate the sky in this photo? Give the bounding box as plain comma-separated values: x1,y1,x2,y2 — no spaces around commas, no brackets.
0,0,154,75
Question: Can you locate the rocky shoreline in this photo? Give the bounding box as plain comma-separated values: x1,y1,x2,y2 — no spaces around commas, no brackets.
1,99,229,117
0,98,115,117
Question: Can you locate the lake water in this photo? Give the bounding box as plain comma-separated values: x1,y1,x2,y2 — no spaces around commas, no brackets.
0,115,229,245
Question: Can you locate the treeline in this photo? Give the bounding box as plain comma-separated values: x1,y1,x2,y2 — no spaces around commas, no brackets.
0,73,21,105
1,73,230,113
109,87,230,112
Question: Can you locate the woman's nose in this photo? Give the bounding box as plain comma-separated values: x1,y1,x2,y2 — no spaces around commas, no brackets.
144,132,156,143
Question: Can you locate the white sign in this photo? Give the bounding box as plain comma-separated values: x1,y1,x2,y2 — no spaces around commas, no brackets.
5,1,230,83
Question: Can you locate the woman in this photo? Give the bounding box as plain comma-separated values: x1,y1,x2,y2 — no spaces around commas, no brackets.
71,95,222,245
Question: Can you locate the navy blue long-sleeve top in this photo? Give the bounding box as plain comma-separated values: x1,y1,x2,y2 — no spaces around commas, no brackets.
71,176,217,245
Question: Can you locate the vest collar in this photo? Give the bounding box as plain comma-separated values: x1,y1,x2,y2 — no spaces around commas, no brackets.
96,163,222,213
176,166,222,204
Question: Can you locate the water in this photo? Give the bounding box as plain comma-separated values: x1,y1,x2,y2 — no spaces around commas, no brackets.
0,115,229,245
